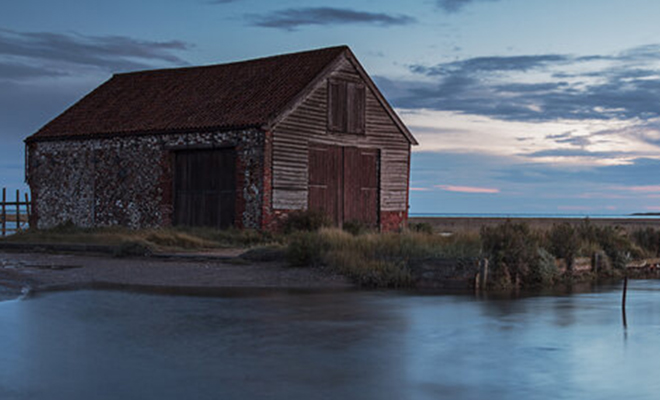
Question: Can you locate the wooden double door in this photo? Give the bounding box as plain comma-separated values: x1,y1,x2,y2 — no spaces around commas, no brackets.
308,144,379,226
173,148,236,229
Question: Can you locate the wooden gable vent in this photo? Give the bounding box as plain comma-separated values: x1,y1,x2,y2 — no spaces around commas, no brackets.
328,79,366,134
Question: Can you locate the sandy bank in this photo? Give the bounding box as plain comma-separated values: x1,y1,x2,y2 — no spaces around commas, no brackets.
0,251,353,297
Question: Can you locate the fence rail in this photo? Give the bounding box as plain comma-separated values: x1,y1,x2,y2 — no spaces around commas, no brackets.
1,188,31,236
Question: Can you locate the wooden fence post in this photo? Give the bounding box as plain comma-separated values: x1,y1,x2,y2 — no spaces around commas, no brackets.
1,188,5,237
15,189,20,230
24,192,31,224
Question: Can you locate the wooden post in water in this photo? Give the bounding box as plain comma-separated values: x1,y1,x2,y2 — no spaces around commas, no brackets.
622,275,628,328
474,272,481,293
1,188,5,237
480,258,489,289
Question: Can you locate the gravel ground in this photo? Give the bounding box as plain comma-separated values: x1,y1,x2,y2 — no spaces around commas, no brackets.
0,251,353,298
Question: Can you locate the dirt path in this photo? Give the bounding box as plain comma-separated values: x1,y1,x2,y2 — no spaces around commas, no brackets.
0,251,353,297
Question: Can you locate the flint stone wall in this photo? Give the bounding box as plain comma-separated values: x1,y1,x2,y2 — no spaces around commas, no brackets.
27,129,265,229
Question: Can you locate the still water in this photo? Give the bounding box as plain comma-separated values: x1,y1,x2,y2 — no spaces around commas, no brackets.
1,282,660,400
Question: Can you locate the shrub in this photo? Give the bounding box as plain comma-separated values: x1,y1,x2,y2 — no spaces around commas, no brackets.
480,221,539,286
590,225,637,268
408,222,434,235
528,248,560,286
342,220,370,236
632,228,660,257
282,210,331,233
547,223,580,272
573,220,640,268
113,241,152,257
608,250,632,270
286,231,330,267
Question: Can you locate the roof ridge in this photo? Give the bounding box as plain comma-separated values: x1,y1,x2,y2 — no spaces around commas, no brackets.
114,45,350,77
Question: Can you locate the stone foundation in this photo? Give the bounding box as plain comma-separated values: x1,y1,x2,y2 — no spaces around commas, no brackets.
380,210,407,232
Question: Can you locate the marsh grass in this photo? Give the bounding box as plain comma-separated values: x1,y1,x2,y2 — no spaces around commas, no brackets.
287,228,481,287
8,218,660,289
2,222,276,253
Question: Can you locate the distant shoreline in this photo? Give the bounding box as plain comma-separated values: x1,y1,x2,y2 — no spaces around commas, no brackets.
408,215,660,233
410,213,660,219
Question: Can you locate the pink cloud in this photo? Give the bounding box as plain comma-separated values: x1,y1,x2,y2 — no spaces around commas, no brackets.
645,206,660,211
557,205,593,211
435,185,500,194
578,192,628,199
409,187,430,192
613,185,660,193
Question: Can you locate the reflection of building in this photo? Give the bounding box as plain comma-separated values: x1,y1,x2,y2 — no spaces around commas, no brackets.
26,46,417,230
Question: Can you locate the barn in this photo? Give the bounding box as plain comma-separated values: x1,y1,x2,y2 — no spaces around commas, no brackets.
25,46,417,231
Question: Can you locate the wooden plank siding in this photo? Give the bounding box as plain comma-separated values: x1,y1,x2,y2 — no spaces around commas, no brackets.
272,56,410,212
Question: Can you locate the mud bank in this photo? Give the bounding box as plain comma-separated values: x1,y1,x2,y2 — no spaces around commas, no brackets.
0,252,353,298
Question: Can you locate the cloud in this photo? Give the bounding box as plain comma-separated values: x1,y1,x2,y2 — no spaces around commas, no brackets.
0,30,191,196
436,0,502,13
556,205,593,211
248,7,416,30
436,185,500,193
409,150,660,214
411,54,568,75
0,61,66,79
614,185,660,193
0,29,190,81
523,149,628,159
545,132,591,147
387,45,660,124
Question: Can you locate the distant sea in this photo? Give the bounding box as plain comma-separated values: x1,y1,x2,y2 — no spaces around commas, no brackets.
410,213,660,219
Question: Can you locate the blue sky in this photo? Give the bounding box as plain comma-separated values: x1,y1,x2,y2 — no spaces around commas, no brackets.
2,0,660,214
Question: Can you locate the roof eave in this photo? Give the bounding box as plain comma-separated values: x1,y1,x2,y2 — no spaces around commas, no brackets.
24,124,265,143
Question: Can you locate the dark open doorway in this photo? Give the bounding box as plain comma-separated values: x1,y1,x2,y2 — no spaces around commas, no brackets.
173,148,236,228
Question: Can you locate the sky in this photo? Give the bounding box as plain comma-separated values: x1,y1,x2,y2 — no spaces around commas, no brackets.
2,0,660,215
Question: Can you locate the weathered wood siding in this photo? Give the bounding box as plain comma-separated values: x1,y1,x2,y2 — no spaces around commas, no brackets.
272,56,411,212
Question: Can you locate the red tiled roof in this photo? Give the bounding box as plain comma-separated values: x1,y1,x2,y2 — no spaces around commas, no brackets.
28,46,348,141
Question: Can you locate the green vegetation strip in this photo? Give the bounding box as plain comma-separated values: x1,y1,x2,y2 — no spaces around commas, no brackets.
3,213,660,290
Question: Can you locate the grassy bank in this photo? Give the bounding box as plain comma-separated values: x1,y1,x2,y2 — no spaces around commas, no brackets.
1,222,278,255
285,218,660,290
287,228,481,287
4,216,660,291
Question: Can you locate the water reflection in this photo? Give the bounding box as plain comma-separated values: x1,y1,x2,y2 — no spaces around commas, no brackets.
1,282,659,399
